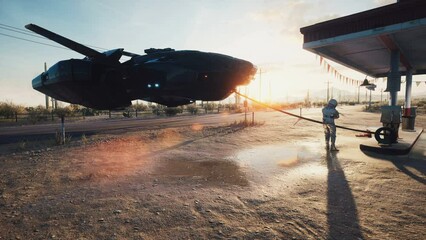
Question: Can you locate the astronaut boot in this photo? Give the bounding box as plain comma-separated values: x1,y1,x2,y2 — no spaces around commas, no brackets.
330,144,339,151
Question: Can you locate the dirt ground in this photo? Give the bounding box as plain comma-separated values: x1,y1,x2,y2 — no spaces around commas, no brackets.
0,106,425,239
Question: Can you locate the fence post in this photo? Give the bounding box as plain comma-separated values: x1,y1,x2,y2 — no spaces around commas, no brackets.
252,112,254,125
61,116,65,145
15,112,18,123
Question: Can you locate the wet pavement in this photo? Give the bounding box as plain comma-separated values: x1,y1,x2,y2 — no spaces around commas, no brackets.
0,106,425,239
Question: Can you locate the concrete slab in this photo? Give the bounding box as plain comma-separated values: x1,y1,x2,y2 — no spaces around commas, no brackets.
360,128,424,155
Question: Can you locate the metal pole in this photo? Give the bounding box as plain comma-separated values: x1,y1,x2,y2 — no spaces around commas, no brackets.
389,50,400,106
357,86,360,104
44,62,49,109
61,116,65,145
404,69,413,110
51,97,54,121
244,99,248,123
327,80,330,101
259,68,262,102
369,89,372,110
269,78,271,103
365,89,367,102
252,112,254,125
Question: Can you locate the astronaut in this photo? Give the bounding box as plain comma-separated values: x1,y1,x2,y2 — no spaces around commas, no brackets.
322,99,340,151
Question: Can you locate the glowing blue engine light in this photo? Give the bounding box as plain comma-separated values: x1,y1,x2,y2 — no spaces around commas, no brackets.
154,83,160,88
147,84,152,88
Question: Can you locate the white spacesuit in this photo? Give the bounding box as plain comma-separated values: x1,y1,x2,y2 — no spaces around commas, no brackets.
322,99,340,151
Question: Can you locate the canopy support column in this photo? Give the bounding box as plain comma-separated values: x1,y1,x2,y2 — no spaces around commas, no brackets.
404,69,413,111
387,50,401,106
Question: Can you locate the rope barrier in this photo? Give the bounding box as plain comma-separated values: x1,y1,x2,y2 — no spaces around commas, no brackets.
234,91,372,135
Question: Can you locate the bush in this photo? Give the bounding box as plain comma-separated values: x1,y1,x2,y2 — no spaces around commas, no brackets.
134,103,148,112
26,106,50,123
225,103,241,111
123,106,134,118
363,102,385,112
151,105,164,116
0,101,25,118
186,105,198,115
164,107,182,116
204,103,216,111
54,107,72,118
81,107,100,116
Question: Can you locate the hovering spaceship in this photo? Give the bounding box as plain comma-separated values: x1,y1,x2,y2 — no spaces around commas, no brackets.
26,24,257,109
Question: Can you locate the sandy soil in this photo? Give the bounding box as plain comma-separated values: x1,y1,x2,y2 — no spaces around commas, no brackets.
0,106,425,239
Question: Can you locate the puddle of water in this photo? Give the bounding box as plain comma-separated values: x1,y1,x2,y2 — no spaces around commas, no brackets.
154,159,249,186
233,142,323,172
229,142,329,193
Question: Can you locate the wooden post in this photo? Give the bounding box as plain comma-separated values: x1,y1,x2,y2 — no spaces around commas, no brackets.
252,112,254,125
61,116,65,145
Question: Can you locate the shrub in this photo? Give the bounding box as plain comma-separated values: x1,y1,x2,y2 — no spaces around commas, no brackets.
164,107,182,116
134,103,148,112
0,101,25,118
54,107,72,118
186,105,198,115
81,107,100,116
151,105,164,116
26,106,50,123
123,106,134,118
204,103,216,111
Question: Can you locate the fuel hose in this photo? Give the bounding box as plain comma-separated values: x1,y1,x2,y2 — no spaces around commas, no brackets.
234,91,372,135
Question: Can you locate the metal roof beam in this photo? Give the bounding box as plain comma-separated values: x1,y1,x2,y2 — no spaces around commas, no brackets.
378,34,412,70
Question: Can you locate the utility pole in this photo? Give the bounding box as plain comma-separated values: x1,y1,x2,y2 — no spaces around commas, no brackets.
235,87,240,105
357,86,360,104
326,80,331,101
268,77,272,103
365,89,368,102
44,62,50,109
259,68,262,102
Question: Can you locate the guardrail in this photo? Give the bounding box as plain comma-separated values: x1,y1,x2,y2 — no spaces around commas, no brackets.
0,106,240,126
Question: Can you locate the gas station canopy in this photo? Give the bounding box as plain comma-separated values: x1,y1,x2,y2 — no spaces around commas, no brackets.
300,0,426,78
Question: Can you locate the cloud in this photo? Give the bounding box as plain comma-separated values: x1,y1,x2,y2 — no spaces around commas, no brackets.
249,0,341,40
373,0,396,6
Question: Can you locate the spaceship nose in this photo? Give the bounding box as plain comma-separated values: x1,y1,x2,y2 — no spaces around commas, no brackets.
233,59,257,85
235,59,253,72
240,60,257,78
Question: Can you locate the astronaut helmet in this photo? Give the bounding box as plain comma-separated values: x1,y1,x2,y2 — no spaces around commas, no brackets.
328,99,338,107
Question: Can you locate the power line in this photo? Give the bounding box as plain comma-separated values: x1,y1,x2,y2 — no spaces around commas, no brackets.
0,32,69,50
0,22,110,52
0,23,33,33
0,24,46,39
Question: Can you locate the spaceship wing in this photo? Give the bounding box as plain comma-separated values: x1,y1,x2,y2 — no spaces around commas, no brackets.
25,23,106,60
